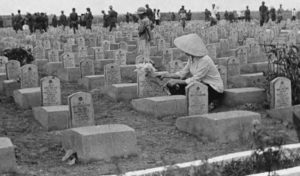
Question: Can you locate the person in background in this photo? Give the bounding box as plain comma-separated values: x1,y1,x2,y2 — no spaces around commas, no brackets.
171,12,176,21
155,9,161,25
52,15,58,27
69,8,78,34
101,10,108,28
15,10,24,33
156,34,224,110
137,7,152,62
187,10,192,21
270,6,276,22
277,4,283,23
125,12,130,23
25,13,34,33
204,9,211,22
59,11,67,30
245,6,251,22
108,6,118,32
210,4,218,26
85,8,93,30
292,8,297,21
145,4,154,23
259,1,268,26
224,11,229,21
178,5,187,30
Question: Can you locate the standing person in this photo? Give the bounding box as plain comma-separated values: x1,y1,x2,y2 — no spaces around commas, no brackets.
245,6,251,22
171,12,176,21
52,15,58,27
25,13,34,33
85,8,93,30
178,5,187,30
69,8,78,34
210,4,218,26
204,9,211,22
292,8,297,21
277,4,283,23
108,5,118,32
125,12,130,23
187,10,192,21
145,4,154,23
59,11,67,30
155,9,161,25
224,11,229,21
259,1,268,26
102,10,109,28
270,7,276,22
137,7,152,62
15,10,23,32
156,34,224,109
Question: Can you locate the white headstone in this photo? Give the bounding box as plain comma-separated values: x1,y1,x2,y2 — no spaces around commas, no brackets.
41,76,61,106
20,64,39,88
186,82,208,115
270,77,292,109
6,60,21,80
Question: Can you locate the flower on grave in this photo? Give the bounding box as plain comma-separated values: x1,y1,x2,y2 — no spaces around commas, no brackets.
134,62,157,76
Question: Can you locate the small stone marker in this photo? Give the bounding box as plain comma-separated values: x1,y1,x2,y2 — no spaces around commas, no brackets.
217,65,227,89
33,46,46,60
114,49,127,65
137,71,168,98
20,64,39,88
104,63,121,87
80,59,95,77
76,37,85,46
102,40,110,51
67,38,76,45
78,46,88,58
206,44,217,61
62,53,76,68
43,39,51,50
235,47,248,65
48,50,60,62
270,77,292,109
157,38,166,52
41,76,61,106
227,57,240,77
186,82,208,115
94,47,105,60
119,41,128,51
163,48,174,67
68,92,95,128
6,60,21,80
63,43,73,52
0,56,8,73
168,60,184,73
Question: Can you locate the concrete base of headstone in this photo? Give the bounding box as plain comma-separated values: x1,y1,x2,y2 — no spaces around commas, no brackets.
33,59,48,73
110,43,120,50
61,124,138,162
120,65,137,83
0,73,6,93
128,45,136,52
80,75,105,90
131,95,187,118
3,80,20,97
58,67,81,82
222,87,266,107
228,73,266,88
267,104,300,124
248,54,268,63
0,137,17,174
94,59,114,74
107,83,137,101
45,62,63,76
240,62,268,74
13,87,41,109
33,106,69,131
176,111,261,143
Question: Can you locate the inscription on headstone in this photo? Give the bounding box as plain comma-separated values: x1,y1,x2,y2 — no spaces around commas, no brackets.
270,77,292,109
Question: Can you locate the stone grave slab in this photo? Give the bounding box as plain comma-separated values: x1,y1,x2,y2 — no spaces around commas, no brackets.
20,64,39,88
41,76,61,106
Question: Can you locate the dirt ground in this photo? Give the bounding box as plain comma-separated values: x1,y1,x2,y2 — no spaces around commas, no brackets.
0,82,298,176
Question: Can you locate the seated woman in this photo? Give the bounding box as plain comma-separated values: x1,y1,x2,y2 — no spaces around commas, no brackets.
158,33,224,107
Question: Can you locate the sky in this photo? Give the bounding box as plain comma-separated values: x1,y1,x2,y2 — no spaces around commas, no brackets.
0,0,299,15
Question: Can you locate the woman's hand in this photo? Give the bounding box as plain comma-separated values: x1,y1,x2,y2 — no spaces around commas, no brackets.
167,79,186,86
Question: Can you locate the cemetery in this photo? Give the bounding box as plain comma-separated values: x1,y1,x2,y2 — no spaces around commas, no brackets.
1,17,300,176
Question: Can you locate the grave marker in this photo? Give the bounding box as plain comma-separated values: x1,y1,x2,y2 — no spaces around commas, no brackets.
80,59,95,77
41,76,61,106
20,64,39,88
68,92,95,128
227,57,240,77
114,49,127,65
104,63,121,87
0,56,8,73
48,50,60,62
270,77,292,109
6,60,21,80
62,53,76,68
186,82,208,115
